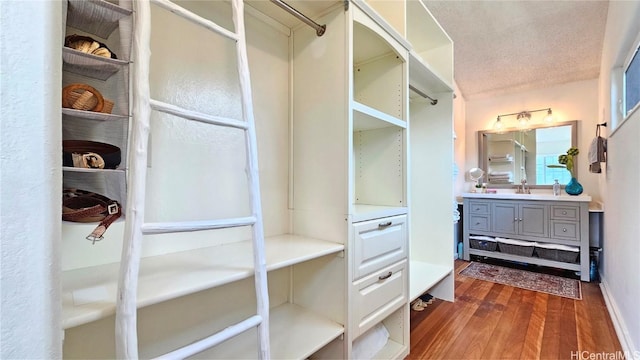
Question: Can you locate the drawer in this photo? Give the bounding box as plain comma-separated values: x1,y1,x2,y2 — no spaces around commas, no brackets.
353,215,407,279
550,205,579,221
468,201,490,215
468,215,490,232
352,260,407,337
551,221,579,241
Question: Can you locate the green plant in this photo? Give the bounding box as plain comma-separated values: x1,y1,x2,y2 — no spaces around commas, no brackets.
548,147,579,177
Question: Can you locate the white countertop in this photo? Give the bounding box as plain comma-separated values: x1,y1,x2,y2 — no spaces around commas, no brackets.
462,191,592,202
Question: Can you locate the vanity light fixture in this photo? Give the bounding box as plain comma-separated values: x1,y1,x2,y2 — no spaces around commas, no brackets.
493,108,553,130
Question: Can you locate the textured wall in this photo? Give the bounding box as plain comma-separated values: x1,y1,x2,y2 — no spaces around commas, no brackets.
0,1,63,358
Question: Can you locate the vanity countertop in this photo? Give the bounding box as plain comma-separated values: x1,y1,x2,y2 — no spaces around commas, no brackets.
462,192,592,202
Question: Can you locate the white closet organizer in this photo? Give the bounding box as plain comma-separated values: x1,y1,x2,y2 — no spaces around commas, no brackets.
61,0,455,359
363,0,456,303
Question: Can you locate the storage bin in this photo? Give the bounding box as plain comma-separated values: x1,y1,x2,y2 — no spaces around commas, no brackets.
534,242,579,263
496,237,535,257
469,235,497,251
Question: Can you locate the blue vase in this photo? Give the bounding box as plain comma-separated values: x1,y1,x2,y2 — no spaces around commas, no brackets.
565,177,583,195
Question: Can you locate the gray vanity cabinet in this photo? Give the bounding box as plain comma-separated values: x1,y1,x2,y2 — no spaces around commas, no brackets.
492,202,548,238
462,196,590,281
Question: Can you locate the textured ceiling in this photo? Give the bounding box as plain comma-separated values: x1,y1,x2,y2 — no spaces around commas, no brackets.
423,0,609,100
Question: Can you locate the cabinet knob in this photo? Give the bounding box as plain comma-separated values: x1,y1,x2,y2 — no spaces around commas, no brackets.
514,218,518,221
519,218,523,221
562,211,567,215
563,228,567,232
378,271,393,281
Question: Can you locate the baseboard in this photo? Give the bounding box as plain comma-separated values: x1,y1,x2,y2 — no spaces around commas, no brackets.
600,279,636,354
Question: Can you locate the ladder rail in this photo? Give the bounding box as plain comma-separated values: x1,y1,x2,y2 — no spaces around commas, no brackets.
232,0,271,357
142,216,256,235
150,99,249,130
151,0,239,42
116,0,271,358
116,0,152,358
153,315,263,360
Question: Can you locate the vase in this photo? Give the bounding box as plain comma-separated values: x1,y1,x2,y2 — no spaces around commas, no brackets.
565,177,583,195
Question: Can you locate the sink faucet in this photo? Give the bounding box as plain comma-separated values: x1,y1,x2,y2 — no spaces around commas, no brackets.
516,179,530,194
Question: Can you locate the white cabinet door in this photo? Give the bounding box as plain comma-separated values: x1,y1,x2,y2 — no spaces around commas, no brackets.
353,215,407,280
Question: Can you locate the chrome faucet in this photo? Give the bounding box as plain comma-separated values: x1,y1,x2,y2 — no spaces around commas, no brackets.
516,179,530,194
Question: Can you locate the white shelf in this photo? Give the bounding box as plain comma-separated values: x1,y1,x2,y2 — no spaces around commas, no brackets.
62,47,128,80
373,338,406,360
408,51,453,95
353,101,406,130
469,249,581,272
195,303,344,359
352,205,408,223
62,166,126,174
66,0,132,39
409,261,452,301
62,108,128,122
62,234,344,329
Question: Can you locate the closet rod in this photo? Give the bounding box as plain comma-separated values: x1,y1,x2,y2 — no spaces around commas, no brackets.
409,84,438,105
269,0,326,36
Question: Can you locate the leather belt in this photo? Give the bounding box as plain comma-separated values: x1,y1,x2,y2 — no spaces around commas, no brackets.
62,189,122,244
63,140,121,169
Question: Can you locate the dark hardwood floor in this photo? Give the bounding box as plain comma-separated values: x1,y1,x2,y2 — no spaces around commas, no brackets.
408,260,622,359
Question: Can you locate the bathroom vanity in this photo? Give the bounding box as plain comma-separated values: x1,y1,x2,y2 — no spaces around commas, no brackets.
462,192,591,281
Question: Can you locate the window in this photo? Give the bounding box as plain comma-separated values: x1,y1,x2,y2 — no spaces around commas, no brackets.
624,41,640,117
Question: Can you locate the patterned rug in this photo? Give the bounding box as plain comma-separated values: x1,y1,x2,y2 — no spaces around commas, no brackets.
459,262,582,300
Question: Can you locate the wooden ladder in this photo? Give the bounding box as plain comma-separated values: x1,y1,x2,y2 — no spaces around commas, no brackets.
116,0,270,358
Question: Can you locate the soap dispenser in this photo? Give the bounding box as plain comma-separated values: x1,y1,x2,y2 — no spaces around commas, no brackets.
553,179,561,196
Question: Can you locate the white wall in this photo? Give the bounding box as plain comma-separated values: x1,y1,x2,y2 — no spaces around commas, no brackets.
453,82,466,197
463,79,602,202
598,0,640,354
0,1,63,358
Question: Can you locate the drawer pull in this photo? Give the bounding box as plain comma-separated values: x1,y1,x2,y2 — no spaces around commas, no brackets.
563,211,567,215
378,221,392,228
514,218,518,221
378,271,393,281
563,228,567,232
475,208,480,211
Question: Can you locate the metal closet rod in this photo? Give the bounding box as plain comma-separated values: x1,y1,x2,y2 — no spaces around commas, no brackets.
269,0,326,36
409,85,438,105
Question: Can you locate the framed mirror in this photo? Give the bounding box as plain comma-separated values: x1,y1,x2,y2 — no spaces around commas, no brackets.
478,120,578,187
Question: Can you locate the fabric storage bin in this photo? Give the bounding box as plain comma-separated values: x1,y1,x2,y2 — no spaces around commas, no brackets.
469,235,497,251
496,237,535,257
535,242,579,263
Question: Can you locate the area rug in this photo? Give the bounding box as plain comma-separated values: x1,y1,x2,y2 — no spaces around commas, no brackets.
459,262,582,300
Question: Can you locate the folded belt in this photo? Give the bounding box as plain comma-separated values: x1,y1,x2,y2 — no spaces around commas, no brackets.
62,189,122,244
63,140,121,169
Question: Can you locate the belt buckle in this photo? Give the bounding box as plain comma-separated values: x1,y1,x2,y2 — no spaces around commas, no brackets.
107,203,119,215
82,152,105,169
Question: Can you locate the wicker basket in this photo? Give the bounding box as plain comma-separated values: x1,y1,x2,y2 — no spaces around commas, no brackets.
496,237,535,257
535,243,579,263
62,84,114,114
469,235,497,251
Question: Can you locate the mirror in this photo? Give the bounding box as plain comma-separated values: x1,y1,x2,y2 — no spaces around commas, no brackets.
478,120,578,187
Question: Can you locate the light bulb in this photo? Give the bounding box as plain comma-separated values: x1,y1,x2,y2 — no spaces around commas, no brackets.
544,109,554,123
494,117,503,130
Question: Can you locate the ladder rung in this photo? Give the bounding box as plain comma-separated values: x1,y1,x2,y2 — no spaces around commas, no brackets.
142,216,257,235
151,0,239,42
150,99,249,130
154,315,263,360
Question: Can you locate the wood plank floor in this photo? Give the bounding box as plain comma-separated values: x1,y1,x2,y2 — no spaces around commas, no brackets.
408,260,622,360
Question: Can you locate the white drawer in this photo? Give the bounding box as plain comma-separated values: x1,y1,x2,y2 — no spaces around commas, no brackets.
352,260,407,338
353,215,407,279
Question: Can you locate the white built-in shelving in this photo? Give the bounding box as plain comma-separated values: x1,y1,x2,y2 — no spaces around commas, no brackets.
62,234,343,328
